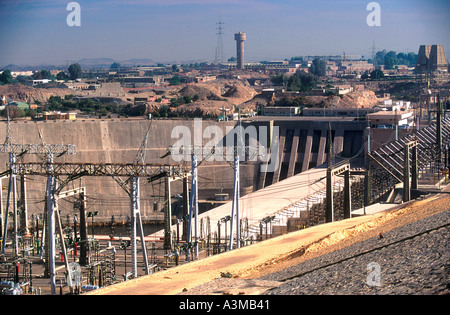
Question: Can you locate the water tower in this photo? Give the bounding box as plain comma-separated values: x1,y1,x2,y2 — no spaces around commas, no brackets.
234,32,246,70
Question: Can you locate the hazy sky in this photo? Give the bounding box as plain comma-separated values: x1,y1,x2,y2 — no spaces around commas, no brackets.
0,0,449,66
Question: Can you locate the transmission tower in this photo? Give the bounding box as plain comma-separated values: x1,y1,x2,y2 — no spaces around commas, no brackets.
371,40,378,66
214,17,225,64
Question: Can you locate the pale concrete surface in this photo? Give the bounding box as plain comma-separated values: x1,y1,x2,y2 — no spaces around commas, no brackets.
151,167,329,238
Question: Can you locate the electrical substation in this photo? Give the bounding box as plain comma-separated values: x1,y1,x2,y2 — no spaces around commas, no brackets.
0,91,449,295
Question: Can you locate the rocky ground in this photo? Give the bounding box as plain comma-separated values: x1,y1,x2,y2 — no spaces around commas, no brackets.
262,208,449,295
0,84,81,104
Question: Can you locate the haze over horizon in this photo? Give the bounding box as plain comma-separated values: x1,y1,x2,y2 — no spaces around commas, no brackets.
0,0,449,67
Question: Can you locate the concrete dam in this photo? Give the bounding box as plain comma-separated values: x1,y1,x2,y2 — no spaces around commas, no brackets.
0,117,367,232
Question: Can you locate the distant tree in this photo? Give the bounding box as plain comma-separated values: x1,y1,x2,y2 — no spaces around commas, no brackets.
1,106,24,120
170,98,180,107
0,69,13,84
56,71,68,81
287,70,316,92
68,63,82,80
290,56,304,63
373,50,387,66
373,50,417,67
120,104,147,117
310,58,326,77
40,69,53,80
158,105,170,117
24,108,37,119
396,52,417,67
370,69,384,80
16,75,31,85
110,62,121,70
172,64,180,72
270,74,285,86
183,96,192,104
170,75,181,86
32,71,42,80
384,51,398,69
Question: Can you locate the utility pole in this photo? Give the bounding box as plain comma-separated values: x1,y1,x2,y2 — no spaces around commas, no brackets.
229,113,245,251
403,141,418,203
326,124,334,223
186,153,198,261
46,154,57,295
228,153,240,250
163,175,172,252
436,92,442,166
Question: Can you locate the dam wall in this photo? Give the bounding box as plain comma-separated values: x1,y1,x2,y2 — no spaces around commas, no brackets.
0,117,367,226
0,119,264,223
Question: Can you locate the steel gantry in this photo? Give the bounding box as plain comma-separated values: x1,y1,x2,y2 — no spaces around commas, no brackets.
326,160,351,223
12,161,187,276
0,121,76,296
166,138,265,261
0,125,75,253
4,121,189,295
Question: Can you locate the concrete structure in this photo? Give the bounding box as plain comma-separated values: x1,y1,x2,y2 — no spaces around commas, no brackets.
41,111,77,120
0,118,367,226
302,107,380,118
416,45,448,74
367,110,414,129
234,32,246,70
245,117,367,189
30,79,51,86
263,106,300,116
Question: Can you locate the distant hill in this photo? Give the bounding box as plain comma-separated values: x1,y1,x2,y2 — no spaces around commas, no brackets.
77,58,117,68
120,59,156,66
0,84,82,104
77,58,156,68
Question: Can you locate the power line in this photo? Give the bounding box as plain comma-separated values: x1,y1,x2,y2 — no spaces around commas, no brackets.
214,16,225,64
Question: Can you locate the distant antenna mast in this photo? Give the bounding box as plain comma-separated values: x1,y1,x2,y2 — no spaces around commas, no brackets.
214,17,225,64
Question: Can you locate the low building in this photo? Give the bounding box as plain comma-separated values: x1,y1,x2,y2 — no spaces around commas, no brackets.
264,106,300,116
194,76,217,83
63,82,91,90
302,107,381,118
30,79,51,86
134,97,148,106
11,71,33,78
379,99,411,111
367,110,414,129
41,111,77,120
